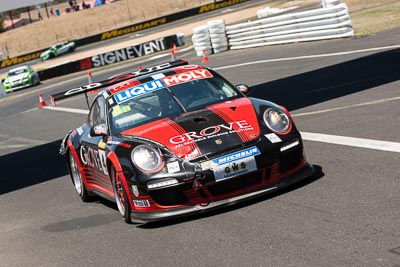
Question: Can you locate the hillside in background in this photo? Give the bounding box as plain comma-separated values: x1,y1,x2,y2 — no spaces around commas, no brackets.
0,0,399,57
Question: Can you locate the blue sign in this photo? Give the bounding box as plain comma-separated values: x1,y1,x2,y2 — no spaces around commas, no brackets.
213,146,260,165
114,79,165,104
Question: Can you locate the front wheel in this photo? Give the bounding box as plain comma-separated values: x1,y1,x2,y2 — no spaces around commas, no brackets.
111,167,132,223
69,152,90,202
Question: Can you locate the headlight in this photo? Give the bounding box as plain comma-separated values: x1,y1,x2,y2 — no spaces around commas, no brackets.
263,107,291,133
3,79,9,85
131,145,163,173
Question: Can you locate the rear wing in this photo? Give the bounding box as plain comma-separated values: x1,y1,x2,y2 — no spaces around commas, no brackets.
49,59,189,107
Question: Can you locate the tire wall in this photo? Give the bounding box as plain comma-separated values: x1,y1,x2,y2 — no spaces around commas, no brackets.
192,19,228,57
225,2,352,50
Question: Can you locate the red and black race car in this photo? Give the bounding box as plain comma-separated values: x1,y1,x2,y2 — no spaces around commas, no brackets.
52,59,314,224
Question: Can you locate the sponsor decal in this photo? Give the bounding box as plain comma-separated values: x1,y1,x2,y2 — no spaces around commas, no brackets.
91,38,166,67
167,161,180,174
201,160,211,171
107,140,119,145
106,140,132,148
109,80,138,93
133,199,150,207
118,142,132,149
179,65,203,70
162,69,212,86
265,133,282,143
98,140,106,149
132,185,139,197
169,120,254,147
210,146,259,181
114,79,165,104
199,0,250,14
215,139,222,145
102,91,109,99
108,63,172,94
151,73,165,79
80,145,109,175
0,52,42,68
76,127,84,136
212,146,260,165
101,18,167,40
111,105,131,117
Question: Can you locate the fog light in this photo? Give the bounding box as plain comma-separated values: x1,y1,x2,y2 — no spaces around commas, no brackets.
280,139,299,152
147,178,178,189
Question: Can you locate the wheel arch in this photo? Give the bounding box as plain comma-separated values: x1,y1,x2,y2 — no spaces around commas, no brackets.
107,152,134,208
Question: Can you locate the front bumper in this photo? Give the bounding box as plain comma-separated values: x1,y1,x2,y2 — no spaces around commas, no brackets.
4,82,32,92
130,163,314,224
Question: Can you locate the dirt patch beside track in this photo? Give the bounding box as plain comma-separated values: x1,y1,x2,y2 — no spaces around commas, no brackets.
0,0,399,63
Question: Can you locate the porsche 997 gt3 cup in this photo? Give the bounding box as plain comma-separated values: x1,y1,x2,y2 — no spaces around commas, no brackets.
52,59,314,224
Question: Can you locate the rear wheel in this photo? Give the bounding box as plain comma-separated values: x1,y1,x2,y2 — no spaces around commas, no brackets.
69,152,90,201
111,167,132,223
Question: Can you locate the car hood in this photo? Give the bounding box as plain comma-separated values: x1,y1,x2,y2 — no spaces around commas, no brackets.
7,73,28,82
121,98,261,160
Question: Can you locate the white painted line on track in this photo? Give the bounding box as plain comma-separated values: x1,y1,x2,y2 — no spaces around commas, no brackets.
292,96,400,117
42,106,89,114
301,132,400,153
214,44,400,70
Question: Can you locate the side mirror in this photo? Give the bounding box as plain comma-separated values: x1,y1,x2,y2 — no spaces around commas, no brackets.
236,84,250,95
90,123,108,137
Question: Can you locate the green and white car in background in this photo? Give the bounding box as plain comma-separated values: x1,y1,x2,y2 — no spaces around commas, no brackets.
2,65,40,92
40,41,76,60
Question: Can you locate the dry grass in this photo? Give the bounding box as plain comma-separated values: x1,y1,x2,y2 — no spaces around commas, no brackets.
348,1,400,36
0,0,399,57
0,0,212,56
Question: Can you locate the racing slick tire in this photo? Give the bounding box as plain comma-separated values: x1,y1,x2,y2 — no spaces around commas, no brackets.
111,167,132,224
33,75,40,86
69,151,90,202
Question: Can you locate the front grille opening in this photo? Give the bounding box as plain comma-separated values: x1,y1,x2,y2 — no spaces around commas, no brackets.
278,147,302,173
207,171,263,197
149,186,188,206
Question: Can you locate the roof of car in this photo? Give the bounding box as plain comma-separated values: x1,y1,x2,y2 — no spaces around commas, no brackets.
9,65,30,72
106,63,208,97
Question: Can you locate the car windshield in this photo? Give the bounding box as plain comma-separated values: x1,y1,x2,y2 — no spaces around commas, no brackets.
9,68,28,76
108,75,240,134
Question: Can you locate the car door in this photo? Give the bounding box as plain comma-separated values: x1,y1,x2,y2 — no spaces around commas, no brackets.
79,95,113,193
55,44,64,55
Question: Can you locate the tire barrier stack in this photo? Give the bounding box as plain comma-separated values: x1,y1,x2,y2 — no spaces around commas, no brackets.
207,20,229,54
226,3,353,50
192,25,213,57
192,19,228,57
